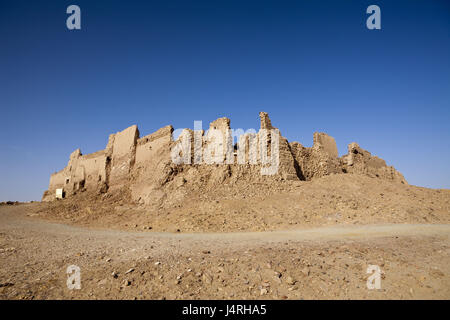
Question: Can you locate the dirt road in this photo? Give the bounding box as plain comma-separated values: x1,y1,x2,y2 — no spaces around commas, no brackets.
0,204,449,299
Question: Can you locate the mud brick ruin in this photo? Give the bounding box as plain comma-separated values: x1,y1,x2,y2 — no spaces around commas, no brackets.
42,112,407,203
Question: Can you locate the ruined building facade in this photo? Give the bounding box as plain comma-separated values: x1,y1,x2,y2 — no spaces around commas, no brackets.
42,112,407,202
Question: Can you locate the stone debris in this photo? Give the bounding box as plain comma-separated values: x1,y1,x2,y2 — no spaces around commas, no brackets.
285,276,296,285
125,268,134,274
122,279,131,287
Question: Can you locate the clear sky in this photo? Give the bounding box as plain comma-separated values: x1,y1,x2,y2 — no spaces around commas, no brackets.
1,0,449,201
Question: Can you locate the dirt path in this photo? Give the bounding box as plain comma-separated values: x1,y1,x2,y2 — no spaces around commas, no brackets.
0,204,449,299
3,204,449,241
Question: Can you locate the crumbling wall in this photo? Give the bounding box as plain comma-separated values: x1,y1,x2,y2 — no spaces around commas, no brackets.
109,125,139,189
289,133,406,183
42,126,139,201
341,142,407,184
259,113,299,180
135,125,173,165
43,111,408,203
203,117,232,164
259,112,272,130
131,125,175,206
78,151,108,190
47,170,66,195
313,132,339,158
44,149,82,200
290,132,341,180
42,148,108,201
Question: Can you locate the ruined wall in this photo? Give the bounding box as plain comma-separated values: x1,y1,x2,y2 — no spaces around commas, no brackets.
43,148,108,201
48,170,66,192
131,125,175,206
135,125,173,165
109,125,139,189
290,132,341,180
341,142,407,184
313,132,339,158
201,112,299,180
42,126,139,201
203,118,231,164
259,112,273,130
78,151,108,189
43,111,407,202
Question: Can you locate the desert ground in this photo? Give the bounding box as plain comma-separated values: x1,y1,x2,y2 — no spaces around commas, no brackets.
1,174,449,300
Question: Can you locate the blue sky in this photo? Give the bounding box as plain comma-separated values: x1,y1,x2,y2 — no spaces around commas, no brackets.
1,0,449,201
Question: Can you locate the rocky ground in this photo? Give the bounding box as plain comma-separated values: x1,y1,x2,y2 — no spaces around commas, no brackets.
1,174,449,300
0,203,449,300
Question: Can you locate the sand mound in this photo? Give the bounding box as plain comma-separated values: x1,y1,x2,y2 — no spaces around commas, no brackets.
32,174,450,232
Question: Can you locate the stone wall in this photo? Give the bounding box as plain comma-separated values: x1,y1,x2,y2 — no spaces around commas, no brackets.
341,142,407,184
135,125,173,165
43,112,407,202
109,125,139,188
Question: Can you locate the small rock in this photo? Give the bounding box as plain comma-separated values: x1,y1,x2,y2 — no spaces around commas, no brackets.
301,267,310,276
125,268,135,274
154,261,161,266
285,276,296,285
202,273,213,284
98,279,107,286
260,288,268,295
0,282,14,288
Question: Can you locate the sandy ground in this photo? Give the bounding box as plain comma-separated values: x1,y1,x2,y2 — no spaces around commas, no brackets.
0,203,449,299
31,175,450,233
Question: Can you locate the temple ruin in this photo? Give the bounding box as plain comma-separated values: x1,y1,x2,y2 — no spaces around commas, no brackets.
42,112,407,203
